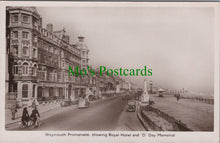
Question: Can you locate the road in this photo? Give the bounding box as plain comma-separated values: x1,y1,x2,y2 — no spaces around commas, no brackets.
151,95,214,131
9,96,145,131
7,94,213,131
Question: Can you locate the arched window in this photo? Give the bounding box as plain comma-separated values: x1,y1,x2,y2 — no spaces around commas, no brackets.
22,62,29,75
22,84,28,98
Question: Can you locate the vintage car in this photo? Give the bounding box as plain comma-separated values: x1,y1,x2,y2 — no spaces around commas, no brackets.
78,97,90,109
60,100,73,107
126,101,136,112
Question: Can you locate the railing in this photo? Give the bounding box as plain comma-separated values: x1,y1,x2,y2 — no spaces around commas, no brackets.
180,96,214,104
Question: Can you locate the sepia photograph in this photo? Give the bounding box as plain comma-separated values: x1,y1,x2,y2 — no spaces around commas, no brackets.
0,1,219,143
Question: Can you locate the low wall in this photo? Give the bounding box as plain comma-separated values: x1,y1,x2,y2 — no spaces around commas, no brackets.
141,106,192,131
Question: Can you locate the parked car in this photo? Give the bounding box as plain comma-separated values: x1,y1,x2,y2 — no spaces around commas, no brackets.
122,95,129,100
126,101,136,112
60,100,72,107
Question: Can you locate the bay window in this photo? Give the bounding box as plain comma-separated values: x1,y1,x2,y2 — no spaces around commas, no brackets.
22,84,28,98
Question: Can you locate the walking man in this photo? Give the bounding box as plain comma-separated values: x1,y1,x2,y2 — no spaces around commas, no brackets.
10,105,17,120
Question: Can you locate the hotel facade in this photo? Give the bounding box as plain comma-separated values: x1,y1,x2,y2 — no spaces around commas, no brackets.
5,7,131,107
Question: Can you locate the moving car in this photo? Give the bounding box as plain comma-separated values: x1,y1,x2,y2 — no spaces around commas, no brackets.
126,101,136,112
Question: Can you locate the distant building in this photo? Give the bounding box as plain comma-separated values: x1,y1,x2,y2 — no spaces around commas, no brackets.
77,36,89,70
149,80,153,93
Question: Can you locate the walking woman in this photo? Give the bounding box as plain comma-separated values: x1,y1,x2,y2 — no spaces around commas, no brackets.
30,107,40,126
21,107,29,126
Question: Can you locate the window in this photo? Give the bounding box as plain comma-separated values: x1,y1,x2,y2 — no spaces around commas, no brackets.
12,14,18,22
13,83,17,92
13,45,18,55
33,85,35,97
32,64,37,76
48,55,52,65
49,46,53,53
13,31,18,38
33,20,38,29
14,62,19,75
50,73,53,81
22,15,29,23
22,63,29,75
62,60,65,67
54,71,57,81
57,72,61,81
43,69,46,80
22,31,28,39
22,46,29,56
22,84,28,98
54,48,58,55
41,71,46,81
33,35,37,42
44,45,48,51
33,48,37,57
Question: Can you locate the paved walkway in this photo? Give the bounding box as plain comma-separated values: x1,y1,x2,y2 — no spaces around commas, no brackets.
151,95,214,131
5,96,116,129
5,101,64,125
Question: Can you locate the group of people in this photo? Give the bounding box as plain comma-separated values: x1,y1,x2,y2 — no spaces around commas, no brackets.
10,99,41,127
22,106,40,127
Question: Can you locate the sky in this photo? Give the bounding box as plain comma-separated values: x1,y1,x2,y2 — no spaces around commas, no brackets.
37,6,214,94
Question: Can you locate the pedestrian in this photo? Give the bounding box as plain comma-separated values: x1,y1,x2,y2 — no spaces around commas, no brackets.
30,107,40,126
10,105,17,120
177,93,180,101
21,107,29,126
32,99,37,109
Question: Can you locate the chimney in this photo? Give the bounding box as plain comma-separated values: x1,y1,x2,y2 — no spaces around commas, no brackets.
46,23,53,33
78,36,84,42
